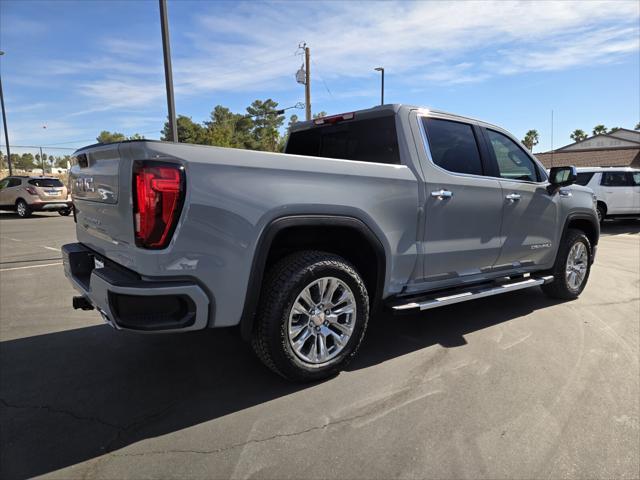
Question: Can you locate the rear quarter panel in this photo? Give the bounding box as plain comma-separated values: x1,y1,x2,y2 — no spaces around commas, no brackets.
73,141,419,327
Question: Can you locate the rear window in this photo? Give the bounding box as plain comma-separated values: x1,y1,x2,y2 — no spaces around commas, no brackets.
285,116,400,164
28,178,63,188
422,118,483,176
575,172,595,186
601,172,631,187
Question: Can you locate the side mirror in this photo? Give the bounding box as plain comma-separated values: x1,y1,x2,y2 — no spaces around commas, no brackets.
548,166,577,192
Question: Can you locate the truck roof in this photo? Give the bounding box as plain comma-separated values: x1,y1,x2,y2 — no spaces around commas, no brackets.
289,103,503,133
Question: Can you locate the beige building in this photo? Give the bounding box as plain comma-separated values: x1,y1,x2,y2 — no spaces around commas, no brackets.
535,128,640,169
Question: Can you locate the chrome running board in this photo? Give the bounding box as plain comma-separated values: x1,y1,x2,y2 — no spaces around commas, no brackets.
391,275,554,312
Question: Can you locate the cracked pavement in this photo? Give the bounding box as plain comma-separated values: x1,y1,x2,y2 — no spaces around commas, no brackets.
1,213,638,479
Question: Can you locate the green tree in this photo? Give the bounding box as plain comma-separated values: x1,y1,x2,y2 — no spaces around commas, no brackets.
13,153,35,171
203,106,243,148
246,99,285,152
96,130,127,143
522,129,539,151
592,125,607,136
635,122,640,131
277,114,299,152
313,111,327,119
609,127,620,133
161,115,205,144
128,133,145,140
570,129,587,143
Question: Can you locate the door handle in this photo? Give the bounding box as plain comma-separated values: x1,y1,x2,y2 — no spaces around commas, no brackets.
431,189,453,199
505,193,521,202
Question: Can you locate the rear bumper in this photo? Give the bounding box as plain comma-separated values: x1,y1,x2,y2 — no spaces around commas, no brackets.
31,201,72,211
62,243,210,332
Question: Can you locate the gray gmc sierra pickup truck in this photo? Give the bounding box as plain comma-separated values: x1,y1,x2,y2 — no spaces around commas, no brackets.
63,104,599,381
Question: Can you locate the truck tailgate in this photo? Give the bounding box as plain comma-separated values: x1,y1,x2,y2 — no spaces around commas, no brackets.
71,143,133,251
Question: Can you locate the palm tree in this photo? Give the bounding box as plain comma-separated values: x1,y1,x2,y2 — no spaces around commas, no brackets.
635,122,640,131
570,129,587,143
521,129,539,151
609,127,620,133
592,125,607,136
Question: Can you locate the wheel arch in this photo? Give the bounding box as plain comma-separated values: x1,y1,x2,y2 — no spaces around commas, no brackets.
562,212,600,254
240,215,387,341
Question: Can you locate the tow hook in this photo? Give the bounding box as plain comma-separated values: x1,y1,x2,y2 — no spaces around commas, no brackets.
72,296,95,311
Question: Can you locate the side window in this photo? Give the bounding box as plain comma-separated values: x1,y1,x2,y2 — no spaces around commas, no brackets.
485,129,539,182
601,172,630,187
8,178,22,188
0,178,9,190
422,118,483,175
575,172,595,186
631,172,640,186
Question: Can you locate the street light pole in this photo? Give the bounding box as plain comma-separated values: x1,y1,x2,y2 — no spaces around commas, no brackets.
0,50,12,175
374,67,384,106
159,0,178,142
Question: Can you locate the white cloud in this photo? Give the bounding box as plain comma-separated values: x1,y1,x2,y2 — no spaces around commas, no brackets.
31,1,640,115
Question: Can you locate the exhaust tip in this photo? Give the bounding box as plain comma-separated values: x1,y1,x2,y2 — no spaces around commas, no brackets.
72,296,94,311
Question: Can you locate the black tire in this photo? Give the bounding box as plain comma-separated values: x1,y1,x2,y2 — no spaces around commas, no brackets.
251,250,369,382
596,203,606,224
15,199,32,218
58,208,71,216
541,229,592,300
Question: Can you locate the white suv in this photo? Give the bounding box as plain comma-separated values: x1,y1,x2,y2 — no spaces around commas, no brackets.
575,167,640,222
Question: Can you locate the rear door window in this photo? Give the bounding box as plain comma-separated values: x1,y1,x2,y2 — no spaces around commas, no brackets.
28,178,64,188
631,172,640,186
485,129,539,182
285,116,400,164
421,118,483,176
8,178,22,188
575,172,596,186
601,172,631,186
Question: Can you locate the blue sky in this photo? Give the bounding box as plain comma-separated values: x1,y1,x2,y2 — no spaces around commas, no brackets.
1,0,638,155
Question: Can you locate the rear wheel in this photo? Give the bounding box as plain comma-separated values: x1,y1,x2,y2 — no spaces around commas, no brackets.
541,229,592,300
16,200,32,218
596,203,606,224
58,208,71,216
251,250,369,382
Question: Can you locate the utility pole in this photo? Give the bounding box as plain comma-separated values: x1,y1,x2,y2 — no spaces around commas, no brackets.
159,0,178,142
374,67,384,105
0,50,12,175
551,109,554,168
304,45,311,121
39,146,45,175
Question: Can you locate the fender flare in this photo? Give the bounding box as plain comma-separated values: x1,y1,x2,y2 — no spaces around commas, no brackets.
239,215,386,341
559,211,600,263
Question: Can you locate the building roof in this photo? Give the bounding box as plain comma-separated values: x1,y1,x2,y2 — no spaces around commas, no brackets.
535,147,640,169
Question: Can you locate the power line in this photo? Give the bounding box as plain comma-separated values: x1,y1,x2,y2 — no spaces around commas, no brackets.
1,144,76,150
311,58,335,99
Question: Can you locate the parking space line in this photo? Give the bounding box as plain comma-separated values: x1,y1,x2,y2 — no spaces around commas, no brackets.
41,246,60,252
0,262,63,272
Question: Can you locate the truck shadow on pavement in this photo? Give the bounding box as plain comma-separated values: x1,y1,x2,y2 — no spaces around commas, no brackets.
1,289,560,479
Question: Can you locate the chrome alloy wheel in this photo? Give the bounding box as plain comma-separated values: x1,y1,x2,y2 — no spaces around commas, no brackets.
17,201,26,216
287,277,357,365
565,241,588,291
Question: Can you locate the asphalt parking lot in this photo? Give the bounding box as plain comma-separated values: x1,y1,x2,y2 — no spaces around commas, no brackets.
0,212,638,480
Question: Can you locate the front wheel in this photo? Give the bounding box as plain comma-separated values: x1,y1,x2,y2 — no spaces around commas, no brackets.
252,251,369,382
58,208,71,216
541,229,592,300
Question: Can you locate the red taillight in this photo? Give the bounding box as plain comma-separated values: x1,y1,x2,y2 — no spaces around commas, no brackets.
132,163,185,249
25,186,38,195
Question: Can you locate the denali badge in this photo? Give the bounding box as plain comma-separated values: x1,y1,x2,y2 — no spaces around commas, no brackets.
74,177,95,193
530,243,552,250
